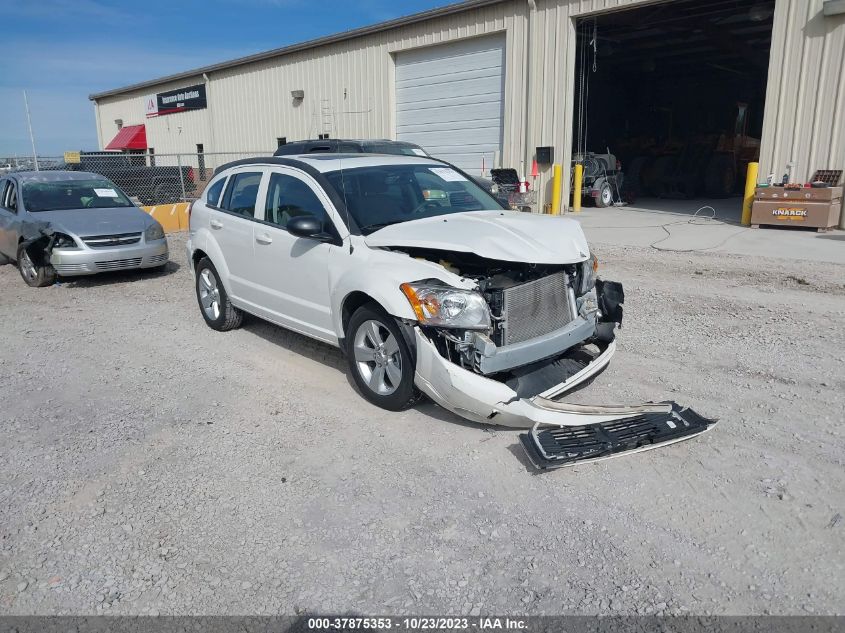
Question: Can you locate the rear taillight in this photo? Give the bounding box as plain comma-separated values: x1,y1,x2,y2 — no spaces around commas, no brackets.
187,167,195,182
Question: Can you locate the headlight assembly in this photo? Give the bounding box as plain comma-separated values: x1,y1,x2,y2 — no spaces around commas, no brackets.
400,282,491,329
578,254,599,295
52,233,78,249
145,222,165,241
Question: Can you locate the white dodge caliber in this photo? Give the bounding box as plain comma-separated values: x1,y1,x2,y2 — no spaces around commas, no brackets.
187,155,714,469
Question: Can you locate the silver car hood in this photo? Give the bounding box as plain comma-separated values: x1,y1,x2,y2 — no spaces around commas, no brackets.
30,207,150,237
364,210,590,264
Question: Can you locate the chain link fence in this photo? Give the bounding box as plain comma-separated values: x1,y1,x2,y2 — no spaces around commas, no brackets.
1,151,272,206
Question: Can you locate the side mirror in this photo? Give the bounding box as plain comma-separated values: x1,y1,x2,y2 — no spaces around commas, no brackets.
287,214,332,241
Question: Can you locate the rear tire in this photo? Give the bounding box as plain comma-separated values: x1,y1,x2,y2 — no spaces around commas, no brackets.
17,244,56,288
595,183,613,208
345,303,416,411
704,154,736,198
195,257,242,331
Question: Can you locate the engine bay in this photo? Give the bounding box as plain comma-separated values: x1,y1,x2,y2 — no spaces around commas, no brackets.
387,246,608,384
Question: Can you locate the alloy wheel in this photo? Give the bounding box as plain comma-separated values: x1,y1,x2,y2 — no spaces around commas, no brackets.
20,250,37,283
353,319,403,396
199,268,221,320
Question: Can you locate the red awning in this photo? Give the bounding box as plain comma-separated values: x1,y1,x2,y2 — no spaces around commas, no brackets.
105,124,147,150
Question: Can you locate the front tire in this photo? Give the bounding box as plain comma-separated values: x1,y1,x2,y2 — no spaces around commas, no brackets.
345,303,416,411
195,257,242,331
17,244,56,288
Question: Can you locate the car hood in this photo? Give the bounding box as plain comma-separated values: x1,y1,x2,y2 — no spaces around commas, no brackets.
29,207,150,237
363,210,590,264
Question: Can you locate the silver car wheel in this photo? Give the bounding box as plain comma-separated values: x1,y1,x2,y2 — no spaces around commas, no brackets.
353,319,402,396
199,268,221,320
20,250,37,283
601,185,613,206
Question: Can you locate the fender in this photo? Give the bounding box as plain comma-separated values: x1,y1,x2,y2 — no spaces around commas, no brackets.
328,241,474,339
191,227,235,297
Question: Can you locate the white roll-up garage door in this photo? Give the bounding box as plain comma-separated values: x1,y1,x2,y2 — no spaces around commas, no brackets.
395,34,505,176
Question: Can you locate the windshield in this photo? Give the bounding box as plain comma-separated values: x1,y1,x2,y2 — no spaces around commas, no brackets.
22,179,133,212
325,164,502,234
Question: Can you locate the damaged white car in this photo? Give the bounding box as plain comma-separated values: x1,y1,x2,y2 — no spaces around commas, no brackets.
187,155,715,469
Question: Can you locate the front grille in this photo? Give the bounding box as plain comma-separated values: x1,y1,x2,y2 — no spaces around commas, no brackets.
500,271,574,345
82,232,142,248
95,257,142,270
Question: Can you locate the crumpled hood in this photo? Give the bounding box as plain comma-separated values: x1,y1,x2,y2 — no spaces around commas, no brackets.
364,210,590,264
30,206,151,237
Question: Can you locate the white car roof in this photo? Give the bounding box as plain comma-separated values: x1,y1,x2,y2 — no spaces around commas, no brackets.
237,153,444,174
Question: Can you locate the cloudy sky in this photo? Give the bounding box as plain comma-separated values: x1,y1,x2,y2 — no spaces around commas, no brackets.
0,0,454,156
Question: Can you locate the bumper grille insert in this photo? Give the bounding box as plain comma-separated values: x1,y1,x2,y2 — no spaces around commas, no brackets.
95,257,143,270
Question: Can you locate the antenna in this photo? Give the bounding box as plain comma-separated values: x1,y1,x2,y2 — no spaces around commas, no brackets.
23,90,39,171
338,156,353,254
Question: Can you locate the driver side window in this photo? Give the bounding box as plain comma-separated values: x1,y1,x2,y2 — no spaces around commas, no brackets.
264,173,330,231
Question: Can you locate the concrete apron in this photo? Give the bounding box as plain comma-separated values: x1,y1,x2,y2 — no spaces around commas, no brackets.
569,202,845,265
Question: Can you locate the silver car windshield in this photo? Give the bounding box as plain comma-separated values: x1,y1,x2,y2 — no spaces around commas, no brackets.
325,164,501,234
23,179,134,212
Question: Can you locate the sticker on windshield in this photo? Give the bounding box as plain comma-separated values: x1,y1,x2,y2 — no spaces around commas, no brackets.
430,167,467,182
94,188,119,197
411,148,427,156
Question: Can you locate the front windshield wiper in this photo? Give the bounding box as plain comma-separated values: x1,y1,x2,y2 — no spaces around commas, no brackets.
360,221,402,234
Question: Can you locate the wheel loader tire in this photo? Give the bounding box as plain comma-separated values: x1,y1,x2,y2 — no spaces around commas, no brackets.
704,154,737,198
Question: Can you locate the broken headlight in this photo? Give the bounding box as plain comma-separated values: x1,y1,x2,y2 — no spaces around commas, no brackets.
52,233,78,249
578,254,599,295
400,282,491,330
145,222,165,242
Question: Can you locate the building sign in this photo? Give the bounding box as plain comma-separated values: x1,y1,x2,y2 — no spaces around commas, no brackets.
63,151,81,164
145,83,207,118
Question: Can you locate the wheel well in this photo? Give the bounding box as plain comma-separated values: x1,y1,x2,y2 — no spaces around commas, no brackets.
341,291,378,335
192,249,207,269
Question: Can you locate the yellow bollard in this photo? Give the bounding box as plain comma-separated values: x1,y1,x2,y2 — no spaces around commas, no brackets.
551,164,562,215
742,161,759,226
572,163,583,213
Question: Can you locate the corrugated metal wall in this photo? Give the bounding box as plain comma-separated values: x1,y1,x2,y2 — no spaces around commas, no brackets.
760,0,845,185
95,0,845,223
97,74,211,156
95,1,527,166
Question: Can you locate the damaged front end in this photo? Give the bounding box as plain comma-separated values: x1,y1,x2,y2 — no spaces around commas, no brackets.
396,248,716,469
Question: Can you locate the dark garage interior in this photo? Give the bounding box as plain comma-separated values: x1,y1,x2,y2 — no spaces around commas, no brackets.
571,0,776,215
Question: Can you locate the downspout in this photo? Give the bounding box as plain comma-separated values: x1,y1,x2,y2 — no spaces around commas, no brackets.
203,72,218,153
524,0,536,205
94,100,103,150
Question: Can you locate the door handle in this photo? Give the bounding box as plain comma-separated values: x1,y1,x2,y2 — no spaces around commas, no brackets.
255,233,272,245
210,219,223,229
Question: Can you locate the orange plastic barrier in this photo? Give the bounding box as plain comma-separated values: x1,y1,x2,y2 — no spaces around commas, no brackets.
141,203,190,233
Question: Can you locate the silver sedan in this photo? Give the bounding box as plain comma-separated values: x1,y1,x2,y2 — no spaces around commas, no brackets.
0,170,168,287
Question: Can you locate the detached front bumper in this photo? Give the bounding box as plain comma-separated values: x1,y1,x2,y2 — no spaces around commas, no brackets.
412,328,716,467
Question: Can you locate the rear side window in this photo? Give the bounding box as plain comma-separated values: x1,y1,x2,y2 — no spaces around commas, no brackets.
205,177,226,207
264,173,330,230
3,181,18,212
221,172,261,218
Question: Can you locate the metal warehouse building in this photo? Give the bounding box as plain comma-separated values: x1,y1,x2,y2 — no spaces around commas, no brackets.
90,0,845,216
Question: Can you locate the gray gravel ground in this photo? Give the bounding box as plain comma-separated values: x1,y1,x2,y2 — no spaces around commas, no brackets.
0,231,843,616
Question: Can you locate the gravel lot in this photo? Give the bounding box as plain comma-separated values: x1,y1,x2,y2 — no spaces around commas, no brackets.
1,231,843,616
